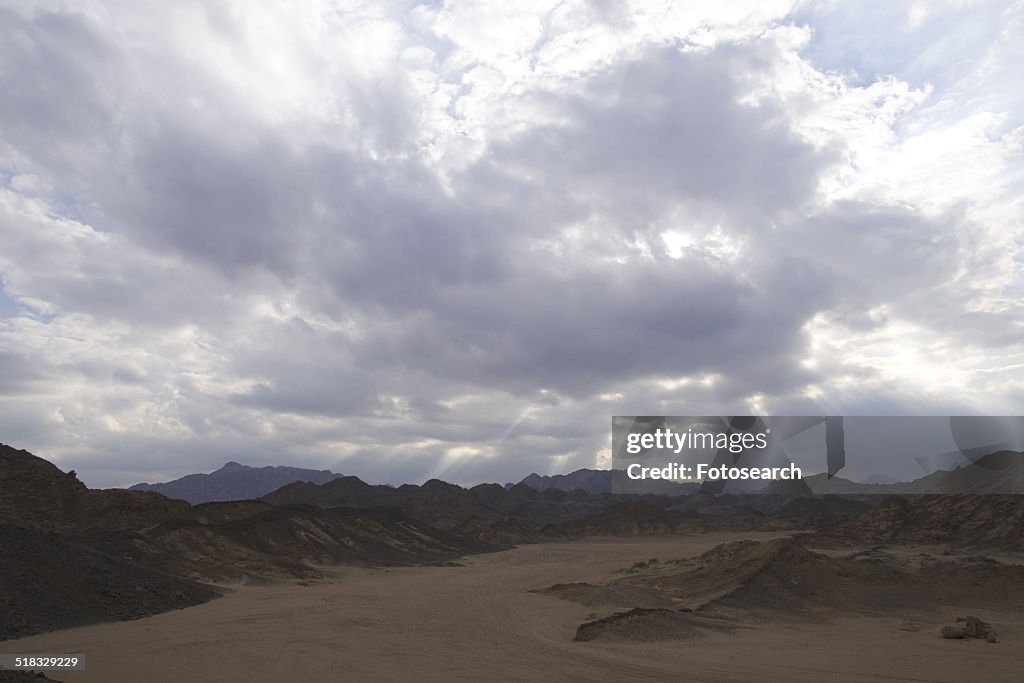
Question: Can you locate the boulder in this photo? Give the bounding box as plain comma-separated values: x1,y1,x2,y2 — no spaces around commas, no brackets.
941,625,966,639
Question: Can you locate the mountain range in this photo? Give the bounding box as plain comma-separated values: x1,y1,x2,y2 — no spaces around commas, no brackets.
128,450,1024,506
125,462,694,506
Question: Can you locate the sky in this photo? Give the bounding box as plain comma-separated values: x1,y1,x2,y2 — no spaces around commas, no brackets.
0,0,1022,488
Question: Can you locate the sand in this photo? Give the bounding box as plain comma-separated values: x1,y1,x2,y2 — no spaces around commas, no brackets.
5,532,1023,682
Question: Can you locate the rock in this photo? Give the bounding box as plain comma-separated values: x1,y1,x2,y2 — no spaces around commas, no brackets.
957,615,991,638
941,625,966,639
942,615,996,641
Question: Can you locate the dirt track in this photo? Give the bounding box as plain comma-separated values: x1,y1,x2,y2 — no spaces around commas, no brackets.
5,533,1024,682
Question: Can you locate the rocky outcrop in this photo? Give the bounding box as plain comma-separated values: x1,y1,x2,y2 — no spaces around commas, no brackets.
940,616,996,642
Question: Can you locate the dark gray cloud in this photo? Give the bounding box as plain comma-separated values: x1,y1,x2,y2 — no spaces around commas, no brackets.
348,251,832,398
0,9,118,167
479,44,831,223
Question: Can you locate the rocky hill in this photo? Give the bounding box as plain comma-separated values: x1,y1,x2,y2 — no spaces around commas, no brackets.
0,445,504,639
0,444,189,533
518,468,615,493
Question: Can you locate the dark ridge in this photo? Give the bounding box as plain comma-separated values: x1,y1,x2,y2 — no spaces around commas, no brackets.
815,493,1024,548
0,443,189,533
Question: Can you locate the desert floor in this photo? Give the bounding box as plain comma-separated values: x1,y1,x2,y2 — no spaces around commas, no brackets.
5,532,1024,682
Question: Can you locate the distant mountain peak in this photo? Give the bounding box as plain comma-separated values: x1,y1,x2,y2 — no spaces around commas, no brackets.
129,462,345,504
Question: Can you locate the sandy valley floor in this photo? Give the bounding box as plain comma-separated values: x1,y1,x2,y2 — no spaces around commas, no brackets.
5,532,1024,682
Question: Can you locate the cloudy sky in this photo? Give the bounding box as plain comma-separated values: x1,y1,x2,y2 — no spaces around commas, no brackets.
1,0,1022,488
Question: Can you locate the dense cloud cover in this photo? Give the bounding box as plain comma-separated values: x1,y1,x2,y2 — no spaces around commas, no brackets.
0,1,1021,486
